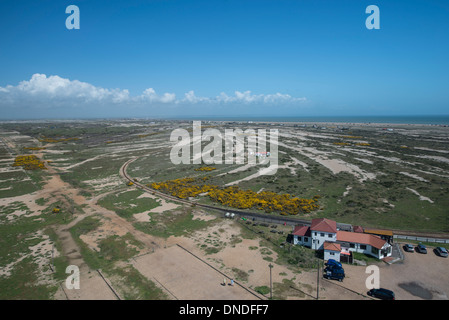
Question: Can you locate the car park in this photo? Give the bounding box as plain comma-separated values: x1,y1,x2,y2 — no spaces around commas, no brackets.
416,243,427,254
434,247,448,258
367,288,395,300
403,244,414,252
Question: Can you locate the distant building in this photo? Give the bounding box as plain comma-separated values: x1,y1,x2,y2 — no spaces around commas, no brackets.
291,218,393,262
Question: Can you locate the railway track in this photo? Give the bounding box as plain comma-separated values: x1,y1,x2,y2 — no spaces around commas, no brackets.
120,158,313,225
120,158,449,241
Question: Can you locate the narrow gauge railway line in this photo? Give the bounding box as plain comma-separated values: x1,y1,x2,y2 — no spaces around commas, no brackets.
120,158,449,241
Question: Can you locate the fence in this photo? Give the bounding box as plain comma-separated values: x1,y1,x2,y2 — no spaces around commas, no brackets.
394,235,449,244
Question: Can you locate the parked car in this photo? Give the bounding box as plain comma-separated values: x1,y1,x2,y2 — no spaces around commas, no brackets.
325,259,342,269
367,288,395,300
403,244,414,252
416,243,427,254
323,267,345,282
435,247,448,257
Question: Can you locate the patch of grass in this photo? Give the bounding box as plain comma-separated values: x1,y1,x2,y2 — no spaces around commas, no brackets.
231,267,249,282
106,265,169,300
70,215,102,236
134,208,210,239
275,243,317,269
254,285,270,295
69,215,105,269
35,197,48,206
98,233,141,262
0,256,56,299
273,279,306,300
97,189,161,220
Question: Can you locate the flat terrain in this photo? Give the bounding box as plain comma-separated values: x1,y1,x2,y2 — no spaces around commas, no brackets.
0,119,448,300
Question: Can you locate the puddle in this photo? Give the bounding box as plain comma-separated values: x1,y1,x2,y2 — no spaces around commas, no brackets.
398,282,433,299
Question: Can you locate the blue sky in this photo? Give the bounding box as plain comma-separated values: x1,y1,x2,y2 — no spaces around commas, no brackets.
0,0,448,119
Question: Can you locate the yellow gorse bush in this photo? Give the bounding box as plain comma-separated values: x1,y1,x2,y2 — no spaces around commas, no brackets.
151,177,319,215
12,155,47,170
333,142,351,146
194,166,216,171
24,147,46,150
38,137,79,143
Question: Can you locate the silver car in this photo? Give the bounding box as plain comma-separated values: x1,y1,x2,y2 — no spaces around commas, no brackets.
435,247,448,257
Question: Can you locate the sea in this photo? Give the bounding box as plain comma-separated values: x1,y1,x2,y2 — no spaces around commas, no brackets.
175,115,449,126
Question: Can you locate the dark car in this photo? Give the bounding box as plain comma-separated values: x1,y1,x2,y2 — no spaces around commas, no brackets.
323,267,345,282
416,243,427,254
403,244,414,252
435,247,448,257
367,288,395,300
325,259,342,269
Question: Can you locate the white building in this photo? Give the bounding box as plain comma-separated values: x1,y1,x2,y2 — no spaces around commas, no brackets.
291,218,392,262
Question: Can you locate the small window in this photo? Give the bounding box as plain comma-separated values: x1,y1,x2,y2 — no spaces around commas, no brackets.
349,243,355,248
328,233,333,238
304,237,308,242
330,252,334,256
360,244,366,250
320,233,325,237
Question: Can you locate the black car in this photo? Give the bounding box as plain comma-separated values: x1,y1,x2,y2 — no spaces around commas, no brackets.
323,267,345,282
367,288,395,300
416,243,427,254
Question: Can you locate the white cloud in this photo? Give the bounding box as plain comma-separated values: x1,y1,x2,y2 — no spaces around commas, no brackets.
5,73,130,102
0,74,308,118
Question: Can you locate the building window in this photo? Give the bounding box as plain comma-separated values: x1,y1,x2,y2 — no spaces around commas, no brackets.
304,237,308,242
328,233,333,238
320,233,325,237
330,252,334,256
349,243,355,248
360,244,366,250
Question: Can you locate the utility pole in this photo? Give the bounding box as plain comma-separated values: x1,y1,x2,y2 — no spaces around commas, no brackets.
51,244,55,273
316,260,320,300
269,263,273,300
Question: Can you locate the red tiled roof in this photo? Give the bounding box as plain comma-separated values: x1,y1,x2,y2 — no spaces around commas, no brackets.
292,225,310,237
310,218,337,233
337,231,387,249
324,241,341,252
353,225,364,233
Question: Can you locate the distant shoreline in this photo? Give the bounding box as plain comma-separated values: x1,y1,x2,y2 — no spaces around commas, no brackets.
1,115,449,126
181,115,449,126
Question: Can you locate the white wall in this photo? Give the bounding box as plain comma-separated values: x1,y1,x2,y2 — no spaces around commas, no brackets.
293,235,312,248
324,250,340,262
311,231,336,250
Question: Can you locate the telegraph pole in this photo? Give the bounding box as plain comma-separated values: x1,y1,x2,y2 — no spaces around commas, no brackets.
316,260,320,300
269,263,273,299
